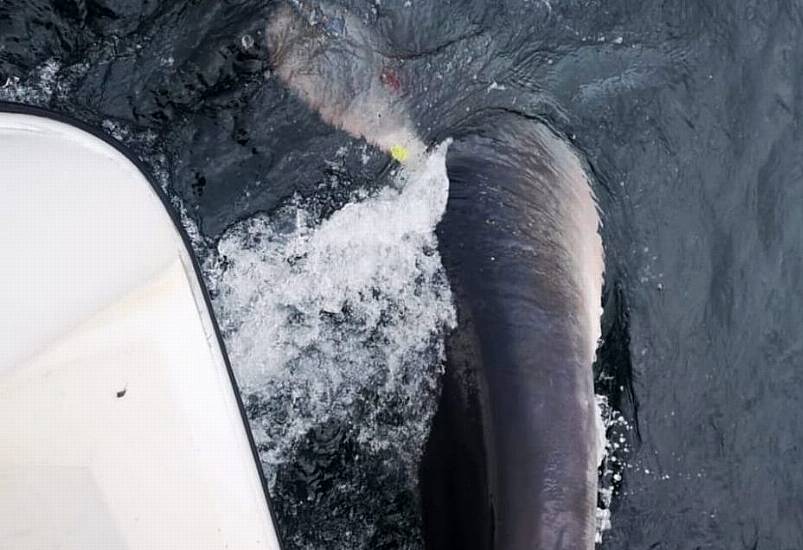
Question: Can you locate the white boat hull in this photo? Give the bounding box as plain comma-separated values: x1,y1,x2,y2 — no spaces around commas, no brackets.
0,108,282,550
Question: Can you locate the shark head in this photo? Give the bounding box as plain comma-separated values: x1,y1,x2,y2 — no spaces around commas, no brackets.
267,2,426,161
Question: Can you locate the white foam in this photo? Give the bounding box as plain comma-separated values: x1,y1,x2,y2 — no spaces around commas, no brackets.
594,393,632,544
203,144,456,475
0,59,88,105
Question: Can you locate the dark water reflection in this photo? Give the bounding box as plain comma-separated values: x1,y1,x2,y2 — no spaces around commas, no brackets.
2,0,802,548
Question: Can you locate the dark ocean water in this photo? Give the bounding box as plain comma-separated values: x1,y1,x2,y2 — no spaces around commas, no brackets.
2,0,802,548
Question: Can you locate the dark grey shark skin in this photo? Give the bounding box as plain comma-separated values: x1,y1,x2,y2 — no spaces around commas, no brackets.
422,116,602,550
266,5,603,549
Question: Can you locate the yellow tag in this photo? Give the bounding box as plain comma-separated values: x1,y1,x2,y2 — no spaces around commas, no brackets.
390,144,409,163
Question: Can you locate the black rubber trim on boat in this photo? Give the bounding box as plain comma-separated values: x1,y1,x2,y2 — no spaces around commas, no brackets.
0,101,286,550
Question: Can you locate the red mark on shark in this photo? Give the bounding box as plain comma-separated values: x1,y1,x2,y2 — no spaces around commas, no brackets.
380,68,402,93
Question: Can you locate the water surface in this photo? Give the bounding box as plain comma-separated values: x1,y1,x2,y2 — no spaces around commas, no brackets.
2,1,802,548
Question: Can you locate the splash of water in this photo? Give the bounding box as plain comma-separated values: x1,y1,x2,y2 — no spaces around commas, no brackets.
204,143,455,478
